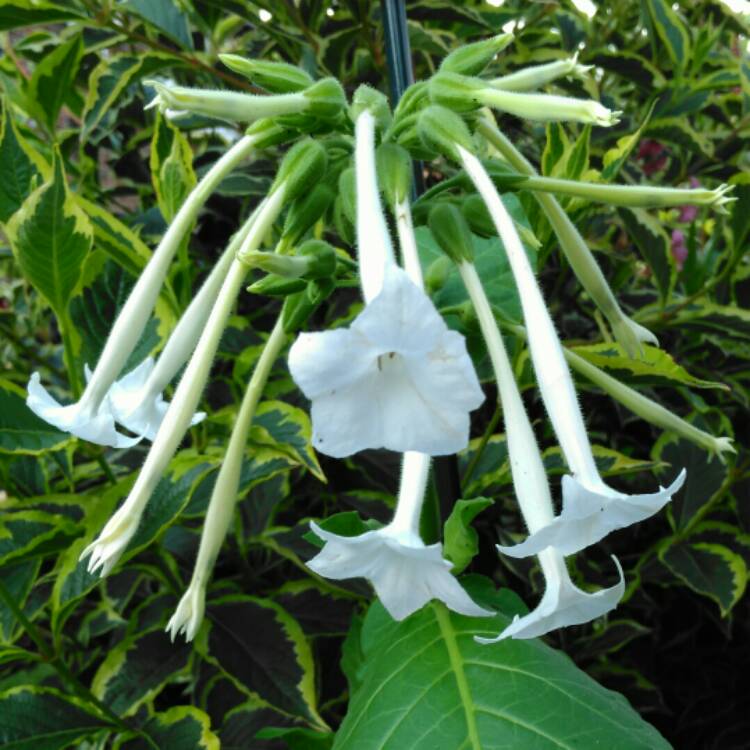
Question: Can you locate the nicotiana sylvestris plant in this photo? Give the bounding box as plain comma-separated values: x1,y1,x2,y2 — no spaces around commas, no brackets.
25,34,735,663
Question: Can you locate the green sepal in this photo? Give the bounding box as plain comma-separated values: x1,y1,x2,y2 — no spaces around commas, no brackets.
417,105,474,163
272,138,328,201
219,54,313,92
338,167,356,224
439,33,513,76
349,84,391,129
245,118,292,148
302,77,347,121
248,274,308,297
428,71,485,113
280,183,335,251
428,202,475,263
376,142,412,207
281,279,335,333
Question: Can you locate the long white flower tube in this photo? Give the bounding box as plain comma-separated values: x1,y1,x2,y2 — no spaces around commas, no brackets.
459,261,623,641
167,317,287,642
27,133,266,448
109,206,262,441
309,450,492,621
288,108,483,457
490,54,592,92
80,188,286,577
459,145,685,556
476,118,658,359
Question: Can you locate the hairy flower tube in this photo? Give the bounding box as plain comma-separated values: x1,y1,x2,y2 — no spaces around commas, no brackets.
308,451,492,621
108,209,260,441
168,318,287,641
489,54,592,92
476,118,658,358
81,188,287,577
288,107,483,457
458,145,685,557
26,130,271,447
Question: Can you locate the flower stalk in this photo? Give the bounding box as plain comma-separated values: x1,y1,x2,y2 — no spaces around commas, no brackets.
167,317,287,641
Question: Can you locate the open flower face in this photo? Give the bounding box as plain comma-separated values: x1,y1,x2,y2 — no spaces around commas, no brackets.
308,521,492,621
498,470,686,559
288,264,484,457
26,372,141,449
477,553,624,642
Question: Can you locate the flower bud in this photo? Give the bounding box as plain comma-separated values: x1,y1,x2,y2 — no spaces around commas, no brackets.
462,194,494,237
439,33,513,76
282,279,334,333
298,239,338,279
239,240,336,280
219,54,313,92
417,105,474,163
302,77,347,121
248,274,307,296
393,81,429,120
376,143,412,207
280,183,335,252
428,202,475,263
245,118,292,147
333,197,355,246
349,85,392,129
428,72,484,113
272,138,328,201
425,254,453,294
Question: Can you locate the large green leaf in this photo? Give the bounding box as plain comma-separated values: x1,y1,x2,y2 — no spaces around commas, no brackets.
124,0,194,50
92,627,192,716
0,686,110,749
0,509,79,567
0,378,71,455
6,152,92,317
115,706,219,750
0,559,40,643
150,112,196,223
642,0,691,72
0,0,83,30
334,588,671,749
206,594,324,725
0,100,40,224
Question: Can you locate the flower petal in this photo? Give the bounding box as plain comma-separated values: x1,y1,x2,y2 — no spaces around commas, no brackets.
497,470,686,558
476,556,624,642
26,372,141,449
307,522,492,621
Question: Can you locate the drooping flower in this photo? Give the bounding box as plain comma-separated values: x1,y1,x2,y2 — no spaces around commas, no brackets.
458,145,685,556
288,106,483,458
26,132,263,447
166,578,206,642
307,451,492,621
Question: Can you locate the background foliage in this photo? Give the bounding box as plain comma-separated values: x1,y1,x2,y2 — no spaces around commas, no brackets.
0,0,748,748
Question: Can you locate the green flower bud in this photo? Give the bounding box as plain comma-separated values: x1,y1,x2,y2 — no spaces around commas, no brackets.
303,77,347,122
219,54,314,92
280,184,335,252
248,274,307,297
439,33,513,76
425,254,453,294
338,167,356,224
393,81,429,120
333,197,355,246
240,240,336,280
245,118,292,147
428,202,475,263
428,72,484,113
297,239,338,279
282,279,335,333
349,85,392,129
272,138,328,201
462,194,494,237
376,143,412,207
417,105,474,163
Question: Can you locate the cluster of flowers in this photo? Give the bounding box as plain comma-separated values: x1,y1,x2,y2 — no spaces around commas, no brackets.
28,36,735,643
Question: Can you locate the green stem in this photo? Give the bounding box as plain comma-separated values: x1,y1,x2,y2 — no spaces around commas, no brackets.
58,311,82,399
461,403,502,492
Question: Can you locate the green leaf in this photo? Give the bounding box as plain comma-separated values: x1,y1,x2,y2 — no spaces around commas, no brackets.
443,497,493,574
69,260,161,377
0,685,111,749
115,706,219,750
660,541,747,615
0,559,40,643
92,627,192,716
729,171,750,256
6,151,92,317
569,343,727,390
0,99,40,224
646,117,713,157
0,378,71,454
206,594,324,725
541,122,568,177
601,102,655,182
670,302,750,340
589,50,666,91
150,112,196,223
643,0,691,72
249,401,325,482
27,34,83,132
124,0,194,50
256,727,334,749
0,1,83,30
0,509,79,567
618,207,674,303
333,591,670,749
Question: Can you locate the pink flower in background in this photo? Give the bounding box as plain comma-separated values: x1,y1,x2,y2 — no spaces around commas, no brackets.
671,229,688,269
637,139,668,176
677,177,701,223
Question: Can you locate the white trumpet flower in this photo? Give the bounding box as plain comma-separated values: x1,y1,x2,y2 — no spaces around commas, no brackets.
308,451,492,621
459,146,685,555
81,189,286,577
288,108,483,457
26,134,261,447
459,261,624,641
